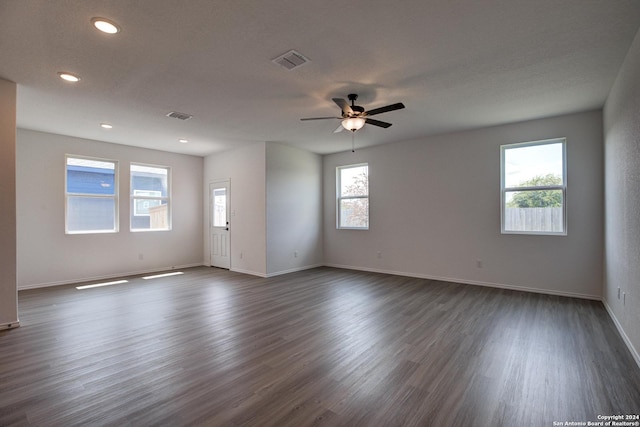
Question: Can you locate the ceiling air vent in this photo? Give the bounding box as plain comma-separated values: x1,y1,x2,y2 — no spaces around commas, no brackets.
166,111,193,121
272,50,310,71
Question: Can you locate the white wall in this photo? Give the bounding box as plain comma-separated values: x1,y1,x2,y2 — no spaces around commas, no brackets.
324,111,604,299
603,27,640,365
203,142,267,276
0,78,18,328
16,129,204,289
266,142,323,276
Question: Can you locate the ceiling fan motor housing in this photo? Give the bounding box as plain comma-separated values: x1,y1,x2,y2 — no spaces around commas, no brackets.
346,93,364,116
346,105,365,116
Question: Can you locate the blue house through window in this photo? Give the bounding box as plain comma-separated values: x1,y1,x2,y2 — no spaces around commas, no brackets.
65,157,117,233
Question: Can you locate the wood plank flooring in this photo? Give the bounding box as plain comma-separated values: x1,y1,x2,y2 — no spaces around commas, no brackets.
1,267,639,426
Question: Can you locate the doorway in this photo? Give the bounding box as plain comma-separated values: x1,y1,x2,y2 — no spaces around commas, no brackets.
209,180,230,269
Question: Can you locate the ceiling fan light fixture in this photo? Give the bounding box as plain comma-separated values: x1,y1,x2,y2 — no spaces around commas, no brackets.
342,117,366,132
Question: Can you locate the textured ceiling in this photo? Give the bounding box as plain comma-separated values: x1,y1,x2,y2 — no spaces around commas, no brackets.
1,0,640,156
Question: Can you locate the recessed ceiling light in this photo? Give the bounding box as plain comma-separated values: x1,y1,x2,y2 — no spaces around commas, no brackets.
101,123,113,129
58,72,81,82
179,139,188,144
91,17,120,34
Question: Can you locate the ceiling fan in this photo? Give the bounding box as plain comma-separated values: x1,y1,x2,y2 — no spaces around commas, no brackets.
300,94,405,133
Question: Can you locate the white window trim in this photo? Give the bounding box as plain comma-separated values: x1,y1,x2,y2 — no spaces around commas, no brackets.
500,138,567,236
65,154,119,235
336,163,369,230
130,162,171,232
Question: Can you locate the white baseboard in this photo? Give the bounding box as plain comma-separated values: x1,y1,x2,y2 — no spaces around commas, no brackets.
602,299,640,369
230,264,325,278
266,264,325,278
0,321,20,331
18,263,205,290
323,263,602,301
19,261,604,302
230,267,267,278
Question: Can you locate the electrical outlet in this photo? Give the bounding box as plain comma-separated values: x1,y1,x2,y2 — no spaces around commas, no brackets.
138,253,144,261
240,252,243,259
294,251,298,258
476,259,483,268
377,251,382,259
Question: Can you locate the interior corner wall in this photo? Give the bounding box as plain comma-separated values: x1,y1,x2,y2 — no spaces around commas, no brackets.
323,110,604,299
266,142,323,276
603,27,640,365
16,129,204,289
0,78,18,328
203,142,267,276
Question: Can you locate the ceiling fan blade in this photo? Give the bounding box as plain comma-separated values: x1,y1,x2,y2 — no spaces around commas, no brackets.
332,98,353,115
333,124,344,133
300,117,340,121
365,102,405,116
365,118,392,128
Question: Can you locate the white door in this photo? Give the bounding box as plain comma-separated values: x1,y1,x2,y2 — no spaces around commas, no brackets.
210,181,230,269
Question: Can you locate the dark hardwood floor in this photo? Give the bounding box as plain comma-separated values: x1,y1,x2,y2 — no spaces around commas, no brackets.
1,267,639,426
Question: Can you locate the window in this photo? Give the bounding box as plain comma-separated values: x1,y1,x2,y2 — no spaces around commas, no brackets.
501,138,566,235
65,156,118,234
130,163,170,231
212,187,227,227
337,163,369,229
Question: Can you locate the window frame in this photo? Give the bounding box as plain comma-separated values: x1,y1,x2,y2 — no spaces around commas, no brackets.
130,162,171,232
336,163,369,230
65,154,119,235
500,138,567,236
